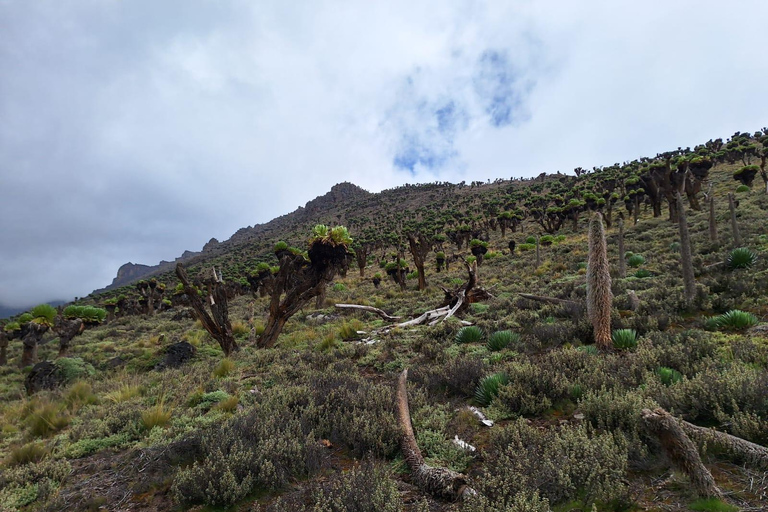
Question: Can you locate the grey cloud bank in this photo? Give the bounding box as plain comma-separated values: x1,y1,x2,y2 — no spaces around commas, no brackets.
1,0,767,310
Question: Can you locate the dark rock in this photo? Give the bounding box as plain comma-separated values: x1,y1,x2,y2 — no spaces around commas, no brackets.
155,342,196,370
171,309,195,321
104,356,126,370
25,361,64,394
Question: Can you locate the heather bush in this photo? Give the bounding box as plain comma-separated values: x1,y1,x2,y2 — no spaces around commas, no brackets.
495,360,570,416
472,419,628,507
455,325,484,344
0,458,71,510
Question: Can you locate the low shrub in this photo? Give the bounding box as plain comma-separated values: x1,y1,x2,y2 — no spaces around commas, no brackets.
656,367,682,386
455,326,484,344
5,442,50,467
726,247,757,269
213,358,236,378
611,329,638,350
471,419,628,508
627,254,645,268
141,403,172,430
487,330,519,351
475,373,509,407
706,310,758,331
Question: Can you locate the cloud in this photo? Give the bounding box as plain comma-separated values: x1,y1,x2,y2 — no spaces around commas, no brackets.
1,0,768,308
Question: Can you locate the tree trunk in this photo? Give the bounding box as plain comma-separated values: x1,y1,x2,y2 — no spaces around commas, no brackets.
21,337,37,367
708,195,718,243
56,318,84,358
396,369,473,501
677,194,696,306
176,264,238,356
728,193,742,247
587,213,613,351
0,333,7,365
617,218,626,278
315,285,326,309
641,408,721,498
535,236,541,268
681,420,768,470
259,314,287,349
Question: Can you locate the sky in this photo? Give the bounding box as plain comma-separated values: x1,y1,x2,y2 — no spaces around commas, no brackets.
1,0,767,311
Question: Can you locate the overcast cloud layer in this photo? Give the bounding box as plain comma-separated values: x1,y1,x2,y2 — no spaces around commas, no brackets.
1,0,767,310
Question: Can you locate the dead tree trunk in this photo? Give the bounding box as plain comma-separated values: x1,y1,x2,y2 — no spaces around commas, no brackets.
176,263,238,356
641,408,721,498
396,369,473,501
334,304,402,321
681,421,768,470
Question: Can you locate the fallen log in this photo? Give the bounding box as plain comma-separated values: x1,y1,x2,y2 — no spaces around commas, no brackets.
396,369,474,501
641,408,721,498
334,304,402,322
681,420,768,470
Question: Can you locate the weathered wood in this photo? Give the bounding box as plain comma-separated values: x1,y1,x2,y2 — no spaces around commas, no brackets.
334,304,402,322
641,408,721,498
396,369,473,501
176,263,238,356
681,420,768,470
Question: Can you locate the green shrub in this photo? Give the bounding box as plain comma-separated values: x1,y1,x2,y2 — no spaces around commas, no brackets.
474,373,509,406
525,236,536,244
611,329,638,350
24,400,69,437
332,282,346,292
5,441,50,467
455,326,484,344
656,367,683,386
634,269,651,278
727,247,757,269
310,458,402,512
213,358,236,378
471,419,627,508
216,395,239,413
231,321,249,339
519,243,536,251
339,319,363,340
735,184,750,193
707,310,759,331
689,498,739,512
406,270,419,280
64,381,98,410
627,254,645,267
577,345,598,355
487,330,519,351
30,304,57,325
55,357,96,382
18,312,34,324
141,403,172,430
4,321,21,332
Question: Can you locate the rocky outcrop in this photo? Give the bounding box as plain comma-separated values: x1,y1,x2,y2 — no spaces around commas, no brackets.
110,262,152,288
303,182,370,217
94,182,370,294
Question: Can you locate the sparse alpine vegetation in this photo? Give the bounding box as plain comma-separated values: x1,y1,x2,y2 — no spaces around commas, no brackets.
1,128,768,511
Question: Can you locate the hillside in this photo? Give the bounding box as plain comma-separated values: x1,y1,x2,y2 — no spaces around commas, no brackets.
0,130,767,512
